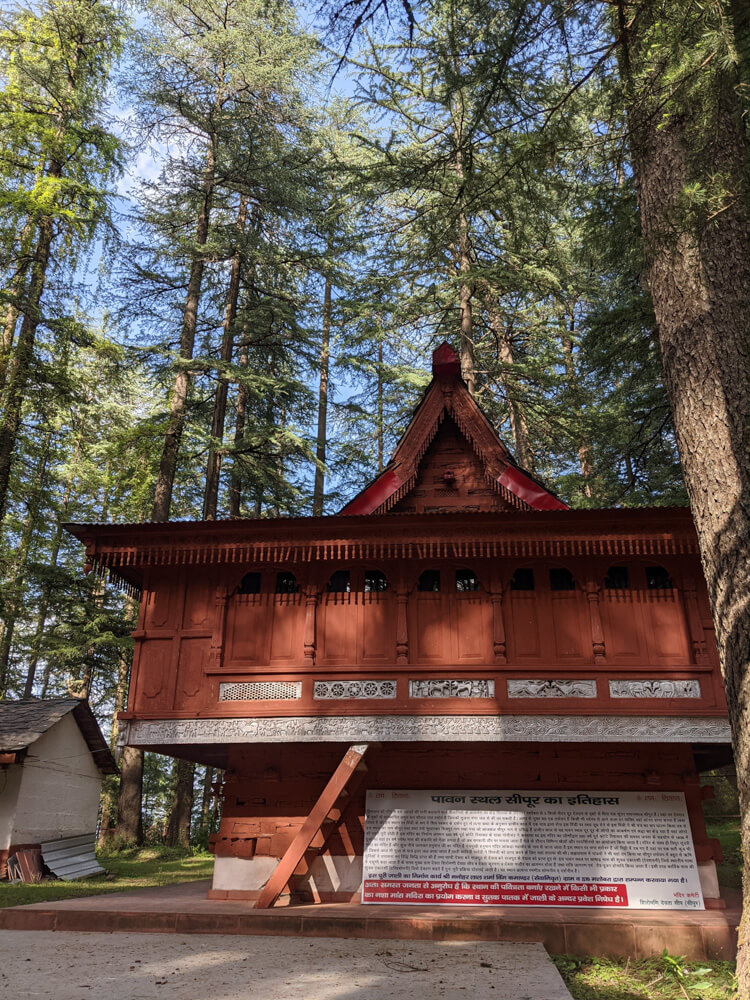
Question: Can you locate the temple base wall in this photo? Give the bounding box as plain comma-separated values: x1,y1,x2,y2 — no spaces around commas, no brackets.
208,741,723,904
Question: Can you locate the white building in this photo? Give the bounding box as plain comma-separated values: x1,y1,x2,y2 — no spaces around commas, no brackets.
0,699,117,876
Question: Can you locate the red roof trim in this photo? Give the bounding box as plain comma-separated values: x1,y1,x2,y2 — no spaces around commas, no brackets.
340,470,405,516
498,467,569,511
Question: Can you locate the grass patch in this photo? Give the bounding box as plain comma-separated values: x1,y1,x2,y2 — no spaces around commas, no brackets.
707,817,742,891
0,844,213,908
553,954,736,1000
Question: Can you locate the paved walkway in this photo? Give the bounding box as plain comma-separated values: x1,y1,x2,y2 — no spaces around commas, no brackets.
0,931,573,1000
0,880,739,960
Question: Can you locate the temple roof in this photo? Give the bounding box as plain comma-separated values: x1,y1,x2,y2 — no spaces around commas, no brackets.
340,343,567,515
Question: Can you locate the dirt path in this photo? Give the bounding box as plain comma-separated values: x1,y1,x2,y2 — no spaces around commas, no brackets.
0,930,572,1000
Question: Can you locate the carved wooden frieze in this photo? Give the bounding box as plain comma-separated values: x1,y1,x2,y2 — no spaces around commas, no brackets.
507,679,597,699
218,681,302,701
609,680,701,699
122,714,732,746
409,679,495,698
314,680,397,700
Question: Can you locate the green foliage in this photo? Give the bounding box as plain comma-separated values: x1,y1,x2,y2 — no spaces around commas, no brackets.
553,953,737,1000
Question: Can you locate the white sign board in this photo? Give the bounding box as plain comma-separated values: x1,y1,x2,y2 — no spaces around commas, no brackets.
363,789,703,910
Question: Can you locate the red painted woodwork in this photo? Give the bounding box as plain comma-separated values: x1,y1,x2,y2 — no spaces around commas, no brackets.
210,741,719,904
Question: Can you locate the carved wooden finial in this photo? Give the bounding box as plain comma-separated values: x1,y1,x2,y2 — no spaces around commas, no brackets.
432,341,460,376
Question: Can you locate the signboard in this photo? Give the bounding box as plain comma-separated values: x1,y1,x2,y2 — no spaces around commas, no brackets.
362,789,703,910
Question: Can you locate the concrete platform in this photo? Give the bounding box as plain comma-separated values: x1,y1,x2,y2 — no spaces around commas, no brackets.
0,880,739,961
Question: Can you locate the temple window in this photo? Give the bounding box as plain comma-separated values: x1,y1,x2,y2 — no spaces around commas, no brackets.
455,569,480,591
275,571,298,594
646,565,673,590
417,569,441,592
605,565,630,590
327,570,351,593
510,568,535,591
364,570,389,592
238,572,261,595
549,568,575,591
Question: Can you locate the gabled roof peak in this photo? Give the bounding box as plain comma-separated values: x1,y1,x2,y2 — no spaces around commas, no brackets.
341,343,567,515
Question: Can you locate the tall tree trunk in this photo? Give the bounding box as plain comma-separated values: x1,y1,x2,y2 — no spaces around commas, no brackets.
621,4,750,991
376,338,384,472
200,766,214,830
480,284,534,471
312,275,332,516
203,194,247,520
228,321,250,518
559,314,593,497
0,429,52,695
457,204,475,395
152,143,216,522
0,207,56,522
116,746,144,845
0,218,35,390
165,758,194,848
97,648,130,846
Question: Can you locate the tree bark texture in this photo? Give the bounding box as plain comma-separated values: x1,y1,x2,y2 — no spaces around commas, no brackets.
229,321,250,518
457,207,475,395
0,212,55,523
152,143,216,522
165,759,195,848
312,275,332,516
116,745,144,845
623,3,750,990
203,194,247,520
560,316,593,497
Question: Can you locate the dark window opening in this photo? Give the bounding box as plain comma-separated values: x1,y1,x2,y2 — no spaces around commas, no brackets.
327,570,351,593
238,572,261,595
510,568,535,591
549,568,575,591
364,570,389,593
646,565,673,590
275,571,298,594
456,569,480,591
417,569,441,592
605,565,629,590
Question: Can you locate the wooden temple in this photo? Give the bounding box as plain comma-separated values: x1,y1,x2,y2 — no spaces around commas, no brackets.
67,343,732,909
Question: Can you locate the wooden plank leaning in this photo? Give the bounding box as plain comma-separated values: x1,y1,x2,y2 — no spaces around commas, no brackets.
254,743,369,909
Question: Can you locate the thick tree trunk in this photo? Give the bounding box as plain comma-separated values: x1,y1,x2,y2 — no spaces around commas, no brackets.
0,211,55,522
152,144,216,522
0,219,35,390
116,745,144,845
200,766,214,830
98,649,130,846
203,194,247,520
165,759,194,848
622,4,750,991
312,275,332,516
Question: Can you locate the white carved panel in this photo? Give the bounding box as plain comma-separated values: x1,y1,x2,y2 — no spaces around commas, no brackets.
409,679,495,699
219,681,301,701
507,679,597,699
314,680,396,700
609,680,701,699
124,715,731,746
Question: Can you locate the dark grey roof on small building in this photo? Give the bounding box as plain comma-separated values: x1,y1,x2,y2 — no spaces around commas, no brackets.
0,699,118,774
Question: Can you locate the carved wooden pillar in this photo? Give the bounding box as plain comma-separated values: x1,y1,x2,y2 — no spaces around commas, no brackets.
208,586,229,671
682,577,709,664
396,589,409,664
304,586,319,664
490,585,507,664
584,581,606,664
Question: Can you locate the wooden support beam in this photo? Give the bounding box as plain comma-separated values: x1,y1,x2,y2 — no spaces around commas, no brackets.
254,743,369,909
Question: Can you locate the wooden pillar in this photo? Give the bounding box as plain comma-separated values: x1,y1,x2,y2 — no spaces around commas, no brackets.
304,585,319,664
208,586,229,670
396,589,409,664
585,580,606,663
490,582,507,664
682,576,710,664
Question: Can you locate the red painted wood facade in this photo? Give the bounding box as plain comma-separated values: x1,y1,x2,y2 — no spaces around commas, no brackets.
66,343,731,906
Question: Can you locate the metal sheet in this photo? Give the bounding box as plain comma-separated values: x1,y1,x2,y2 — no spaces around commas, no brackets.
41,834,104,881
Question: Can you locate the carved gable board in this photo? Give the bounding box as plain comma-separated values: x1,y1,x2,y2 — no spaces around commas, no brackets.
341,343,567,515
